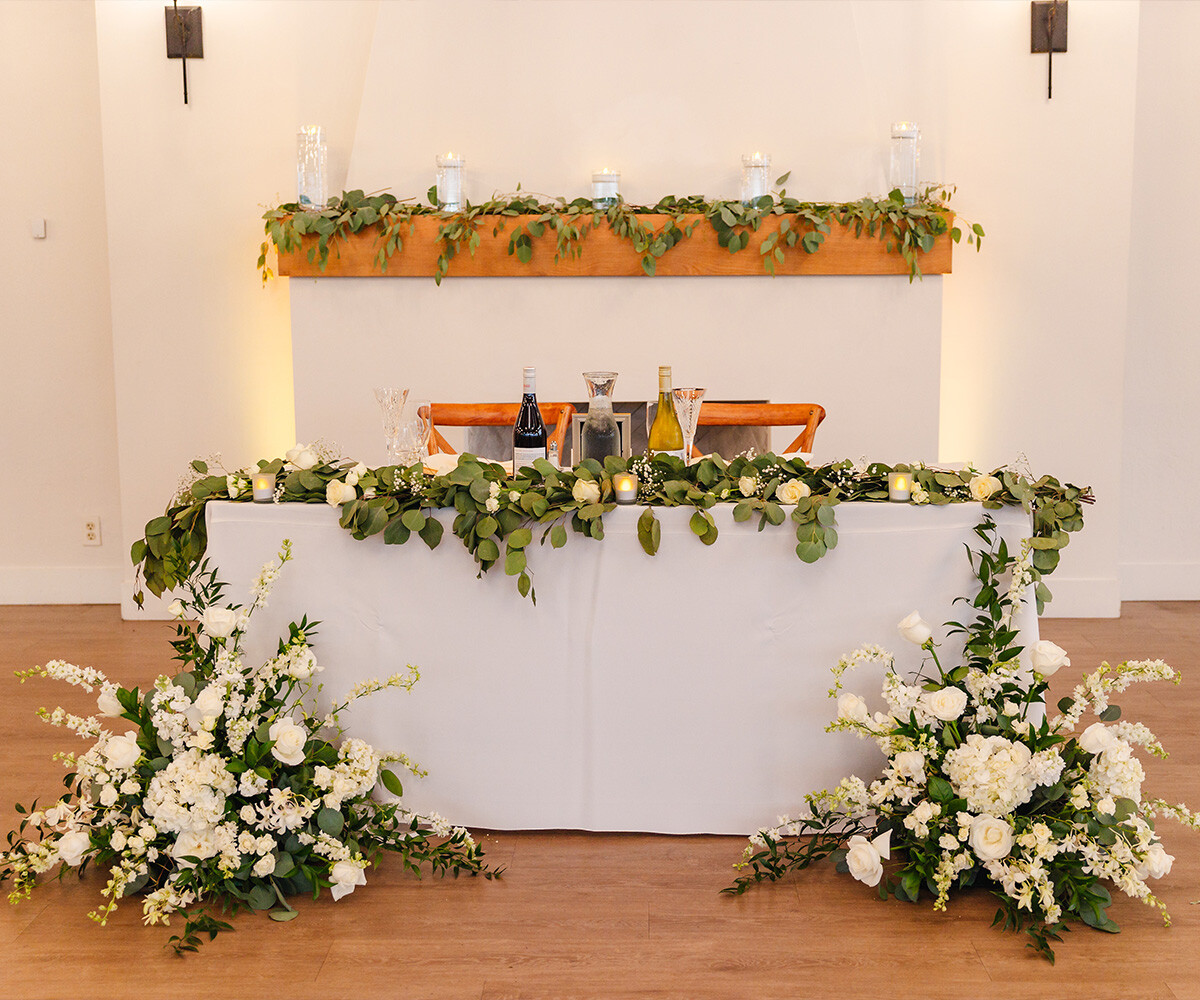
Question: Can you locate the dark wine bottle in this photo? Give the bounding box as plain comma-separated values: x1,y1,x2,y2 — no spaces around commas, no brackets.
512,366,547,469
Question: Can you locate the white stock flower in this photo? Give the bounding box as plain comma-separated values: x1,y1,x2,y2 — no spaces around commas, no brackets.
286,444,319,470
56,830,91,867
776,479,811,504
845,829,891,887
268,717,308,766
924,687,968,722
969,815,1014,862
329,860,367,901
96,686,123,718
898,611,933,646
1079,722,1117,755
103,731,142,770
326,479,357,506
572,478,601,505
837,693,870,725
968,474,1001,501
1032,640,1070,677
738,475,759,497
199,606,240,639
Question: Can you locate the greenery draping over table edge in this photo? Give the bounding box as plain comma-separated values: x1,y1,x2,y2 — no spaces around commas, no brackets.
132,452,1090,612
257,180,984,284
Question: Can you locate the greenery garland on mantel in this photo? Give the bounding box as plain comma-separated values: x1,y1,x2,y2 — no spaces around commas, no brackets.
258,179,984,285
133,448,1088,613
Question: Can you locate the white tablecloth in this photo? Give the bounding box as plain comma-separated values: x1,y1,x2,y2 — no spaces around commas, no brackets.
205,500,1036,834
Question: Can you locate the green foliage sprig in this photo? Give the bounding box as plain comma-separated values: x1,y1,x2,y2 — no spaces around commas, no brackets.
258,178,982,284
133,452,1087,613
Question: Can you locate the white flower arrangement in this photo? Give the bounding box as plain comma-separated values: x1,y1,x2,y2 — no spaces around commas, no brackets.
727,516,1197,962
2,541,495,953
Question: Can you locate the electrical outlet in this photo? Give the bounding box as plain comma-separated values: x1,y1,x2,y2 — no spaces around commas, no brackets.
83,516,102,546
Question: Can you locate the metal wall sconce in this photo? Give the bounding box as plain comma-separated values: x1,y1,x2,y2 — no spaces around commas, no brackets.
165,3,204,105
1031,1,1067,99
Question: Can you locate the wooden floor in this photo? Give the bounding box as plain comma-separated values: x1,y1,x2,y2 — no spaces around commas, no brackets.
1,603,1197,1000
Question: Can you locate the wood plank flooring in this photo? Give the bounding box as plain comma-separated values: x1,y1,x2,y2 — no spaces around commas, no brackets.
0,603,1197,999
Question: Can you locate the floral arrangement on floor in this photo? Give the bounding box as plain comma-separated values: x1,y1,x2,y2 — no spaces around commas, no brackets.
2,541,495,953
723,517,1197,961
133,444,1090,610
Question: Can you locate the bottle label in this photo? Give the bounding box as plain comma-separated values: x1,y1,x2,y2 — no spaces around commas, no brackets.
513,446,546,469
649,448,686,460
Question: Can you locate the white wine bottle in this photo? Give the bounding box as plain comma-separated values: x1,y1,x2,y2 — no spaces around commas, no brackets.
512,366,547,469
647,365,685,459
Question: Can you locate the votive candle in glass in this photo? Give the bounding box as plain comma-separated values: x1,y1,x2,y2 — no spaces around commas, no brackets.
592,168,620,209
612,472,638,504
436,151,465,212
888,471,913,502
740,151,771,204
252,469,277,503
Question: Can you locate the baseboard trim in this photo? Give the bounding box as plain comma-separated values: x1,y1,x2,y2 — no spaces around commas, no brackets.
1040,575,1121,619
1119,562,1200,602
0,566,122,605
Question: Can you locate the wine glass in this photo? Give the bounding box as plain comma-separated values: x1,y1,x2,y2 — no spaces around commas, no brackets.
374,387,409,464
398,398,432,466
672,387,706,461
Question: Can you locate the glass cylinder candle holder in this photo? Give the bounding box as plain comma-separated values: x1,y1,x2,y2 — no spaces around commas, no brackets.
436,152,465,212
888,470,914,502
889,122,920,204
297,126,327,209
740,151,771,204
592,169,620,210
612,472,638,504
251,469,277,503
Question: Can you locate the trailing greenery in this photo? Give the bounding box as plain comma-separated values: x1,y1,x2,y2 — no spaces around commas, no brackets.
258,178,983,285
133,451,1088,612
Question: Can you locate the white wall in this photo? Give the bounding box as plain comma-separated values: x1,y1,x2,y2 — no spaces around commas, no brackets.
1119,0,1200,600
0,0,122,603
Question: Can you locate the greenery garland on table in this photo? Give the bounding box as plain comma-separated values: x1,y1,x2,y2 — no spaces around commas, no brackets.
257,179,984,285
133,444,1089,612
3,542,496,953
722,519,1198,963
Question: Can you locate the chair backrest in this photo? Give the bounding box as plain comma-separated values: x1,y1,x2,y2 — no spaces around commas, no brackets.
429,403,577,460
695,403,826,456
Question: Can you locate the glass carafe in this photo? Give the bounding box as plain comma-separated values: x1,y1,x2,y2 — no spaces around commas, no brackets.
580,371,620,463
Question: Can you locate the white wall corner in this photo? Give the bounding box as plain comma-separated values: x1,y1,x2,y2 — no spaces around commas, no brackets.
0,566,122,606
1039,576,1122,620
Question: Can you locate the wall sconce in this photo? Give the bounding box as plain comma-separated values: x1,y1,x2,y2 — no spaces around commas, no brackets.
1031,1,1067,99
164,3,203,105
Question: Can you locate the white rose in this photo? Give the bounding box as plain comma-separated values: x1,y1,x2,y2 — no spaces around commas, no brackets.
110,830,127,850
190,730,215,751
226,474,242,499
286,444,318,470
911,799,939,825
326,479,356,506
837,693,870,725
285,647,319,680
344,462,368,487
968,474,1002,501
96,687,123,718
893,750,926,781
1136,842,1174,880
845,829,891,887
199,606,240,639
776,479,811,504
329,859,368,901
969,814,1014,862
167,599,186,619
193,684,224,721
103,731,142,770
172,828,218,867
1078,722,1117,755
572,478,601,505
898,611,933,646
1032,640,1070,677
924,686,968,722
56,830,92,867
738,475,758,497
99,784,118,807
252,854,278,878
268,717,308,766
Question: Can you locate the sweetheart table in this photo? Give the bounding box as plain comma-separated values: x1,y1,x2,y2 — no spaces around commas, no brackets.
205,500,1037,835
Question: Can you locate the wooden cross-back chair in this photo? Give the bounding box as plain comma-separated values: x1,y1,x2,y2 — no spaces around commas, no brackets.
692,403,826,457
428,403,577,460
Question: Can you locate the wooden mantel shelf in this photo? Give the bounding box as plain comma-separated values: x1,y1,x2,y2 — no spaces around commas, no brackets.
276,213,952,279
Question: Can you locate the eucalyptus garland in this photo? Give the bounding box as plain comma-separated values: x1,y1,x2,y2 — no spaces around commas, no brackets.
258,179,984,285
133,451,1088,613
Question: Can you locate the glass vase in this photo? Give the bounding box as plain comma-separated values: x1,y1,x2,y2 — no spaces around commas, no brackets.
297,126,327,209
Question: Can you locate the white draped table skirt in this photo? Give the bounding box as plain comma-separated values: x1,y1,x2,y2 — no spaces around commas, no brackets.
205,501,1036,835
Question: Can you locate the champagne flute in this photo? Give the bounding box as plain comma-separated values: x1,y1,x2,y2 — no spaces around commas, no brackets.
672,387,706,461
398,398,432,466
374,387,409,463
